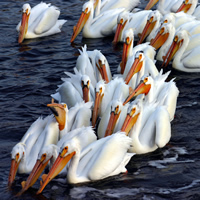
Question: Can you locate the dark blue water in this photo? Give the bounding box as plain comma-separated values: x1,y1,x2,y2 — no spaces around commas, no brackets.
1,0,200,199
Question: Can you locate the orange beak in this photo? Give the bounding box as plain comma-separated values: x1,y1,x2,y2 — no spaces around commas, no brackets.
150,29,169,50
144,0,159,10
47,102,66,131
176,2,192,13
71,10,91,43
96,60,109,83
104,111,121,137
137,18,156,45
82,85,90,102
113,19,128,43
121,113,140,135
8,159,20,187
162,38,183,67
120,37,132,74
19,158,50,195
37,150,75,194
18,12,30,43
124,58,143,84
92,91,103,127
123,82,151,105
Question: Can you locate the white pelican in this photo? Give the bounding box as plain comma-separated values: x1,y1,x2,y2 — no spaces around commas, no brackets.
151,19,200,61
70,1,125,42
97,100,129,138
93,0,140,17
160,12,197,28
47,101,93,138
16,2,66,43
123,51,159,89
122,99,171,154
113,10,152,43
8,115,59,187
92,78,131,127
78,45,112,83
176,0,198,15
137,10,162,45
150,23,176,61
118,28,157,75
123,71,179,121
162,30,200,72
51,68,95,108
37,133,134,193
19,126,97,194
144,0,183,14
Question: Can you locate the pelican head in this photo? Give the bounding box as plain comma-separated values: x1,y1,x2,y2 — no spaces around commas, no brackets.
144,0,159,10
8,143,25,187
95,52,109,83
160,13,175,26
162,29,186,67
150,23,173,50
123,75,152,105
92,80,105,127
37,139,77,194
176,0,196,14
71,1,92,43
81,75,90,102
120,28,134,74
124,51,145,84
113,11,129,43
18,4,31,43
47,101,68,131
121,100,141,135
104,100,123,137
19,144,58,194
137,10,160,45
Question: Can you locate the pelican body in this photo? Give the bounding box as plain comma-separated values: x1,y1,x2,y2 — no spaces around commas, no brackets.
16,2,66,43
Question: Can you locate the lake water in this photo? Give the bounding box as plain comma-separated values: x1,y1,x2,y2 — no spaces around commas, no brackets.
1,0,200,199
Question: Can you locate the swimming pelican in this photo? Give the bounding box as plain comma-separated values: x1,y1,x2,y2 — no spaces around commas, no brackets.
162,30,200,72
123,51,159,88
19,126,97,194
8,115,59,187
122,99,171,154
113,10,152,43
176,0,198,15
78,45,112,83
144,0,184,15
118,28,156,75
47,100,93,138
92,78,131,127
16,2,66,43
97,100,129,138
51,69,95,108
93,0,140,17
123,71,179,121
37,133,134,193
137,10,162,45
160,12,197,28
70,1,125,42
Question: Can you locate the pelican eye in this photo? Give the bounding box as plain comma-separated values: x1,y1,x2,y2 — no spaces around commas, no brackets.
185,0,189,4
149,16,154,23
84,7,88,13
120,18,123,24
126,36,130,44
164,19,168,23
160,27,165,34
174,36,178,42
144,77,148,83
99,87,102,94
139,54,143,60
63,104,67,108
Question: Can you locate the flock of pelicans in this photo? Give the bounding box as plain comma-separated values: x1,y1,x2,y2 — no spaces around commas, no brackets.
8,0,200,196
